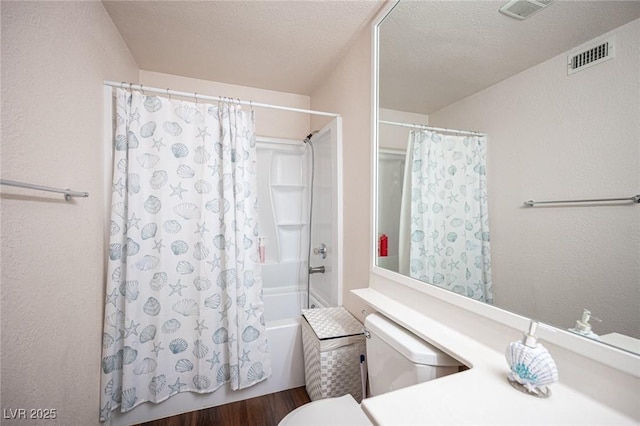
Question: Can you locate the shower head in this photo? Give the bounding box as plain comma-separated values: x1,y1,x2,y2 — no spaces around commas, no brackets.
303,130,319,144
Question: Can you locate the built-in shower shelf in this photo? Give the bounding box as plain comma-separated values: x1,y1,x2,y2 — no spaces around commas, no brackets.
261,259,304,267
276,259,304,265
261,260,303,266
271,184,305,190
276,223,306,228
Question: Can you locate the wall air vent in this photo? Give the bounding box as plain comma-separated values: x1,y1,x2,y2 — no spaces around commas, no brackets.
499,0,555,20
567,37,615,75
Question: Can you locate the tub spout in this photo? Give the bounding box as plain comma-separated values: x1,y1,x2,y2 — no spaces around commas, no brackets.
309,266,325,274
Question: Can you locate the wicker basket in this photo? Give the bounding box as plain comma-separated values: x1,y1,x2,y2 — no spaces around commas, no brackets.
301,307,366,402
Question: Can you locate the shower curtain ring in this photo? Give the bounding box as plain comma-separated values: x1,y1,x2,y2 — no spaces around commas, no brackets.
167,88,171,100
121,81,126,89
194,92,198,105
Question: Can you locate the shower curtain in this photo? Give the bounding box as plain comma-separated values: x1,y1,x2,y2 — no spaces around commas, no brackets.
399,130,493,303
100,89,271,421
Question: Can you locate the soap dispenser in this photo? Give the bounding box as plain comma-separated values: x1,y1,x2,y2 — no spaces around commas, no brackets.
569,309,601,340
505,320,558,397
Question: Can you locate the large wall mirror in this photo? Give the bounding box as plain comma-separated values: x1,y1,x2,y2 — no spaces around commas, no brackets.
375,0,640,355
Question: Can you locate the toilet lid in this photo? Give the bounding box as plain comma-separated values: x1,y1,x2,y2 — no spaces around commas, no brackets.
278,394,372,426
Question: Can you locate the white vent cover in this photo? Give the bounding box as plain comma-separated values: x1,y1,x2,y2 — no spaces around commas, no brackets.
499,0,555,20
567,37,615,75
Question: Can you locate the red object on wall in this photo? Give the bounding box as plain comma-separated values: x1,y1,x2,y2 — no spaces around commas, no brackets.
379,234,388,257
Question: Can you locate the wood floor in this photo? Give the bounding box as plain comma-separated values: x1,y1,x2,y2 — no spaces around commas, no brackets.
137,387,311,426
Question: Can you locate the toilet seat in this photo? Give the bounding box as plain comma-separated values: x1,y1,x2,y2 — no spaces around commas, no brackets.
278,394,372,425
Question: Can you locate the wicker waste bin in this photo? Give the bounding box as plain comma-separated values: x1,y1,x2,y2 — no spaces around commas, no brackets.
301,307,366,403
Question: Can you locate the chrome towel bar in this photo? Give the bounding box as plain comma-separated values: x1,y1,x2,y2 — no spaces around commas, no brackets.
524,194,640,207
1,179,89,201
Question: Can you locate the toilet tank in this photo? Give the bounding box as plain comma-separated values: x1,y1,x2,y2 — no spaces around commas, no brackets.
365,313,462,397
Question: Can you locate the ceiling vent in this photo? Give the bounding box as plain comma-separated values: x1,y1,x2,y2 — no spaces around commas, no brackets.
499,0,555,20
567,37,615,75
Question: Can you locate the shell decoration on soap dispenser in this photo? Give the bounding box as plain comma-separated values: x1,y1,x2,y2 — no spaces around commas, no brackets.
505,321,558,397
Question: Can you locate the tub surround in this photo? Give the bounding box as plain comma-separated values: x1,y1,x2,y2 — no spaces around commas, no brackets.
353,286,639,424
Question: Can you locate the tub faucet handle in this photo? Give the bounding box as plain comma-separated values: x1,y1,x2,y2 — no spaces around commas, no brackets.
313,243,327,259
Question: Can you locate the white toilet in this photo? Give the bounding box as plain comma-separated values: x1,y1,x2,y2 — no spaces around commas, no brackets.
279,313,462,425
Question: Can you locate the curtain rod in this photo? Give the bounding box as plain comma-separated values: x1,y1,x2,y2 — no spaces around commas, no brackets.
1,179,89,201
104,81,340,118
379,120,486,137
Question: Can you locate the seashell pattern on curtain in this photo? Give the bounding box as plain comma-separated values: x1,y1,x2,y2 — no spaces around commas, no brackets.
100,89,271,421
401,130,493,303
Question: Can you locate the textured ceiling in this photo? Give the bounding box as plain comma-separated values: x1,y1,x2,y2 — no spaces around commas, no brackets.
380,1,640,114
103,0,385,95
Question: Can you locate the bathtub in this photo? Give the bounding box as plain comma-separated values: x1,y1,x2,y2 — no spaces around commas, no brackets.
111,289,306,425
264,286,306,322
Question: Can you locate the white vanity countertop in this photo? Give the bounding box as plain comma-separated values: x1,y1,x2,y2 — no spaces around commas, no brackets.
353,288,637,425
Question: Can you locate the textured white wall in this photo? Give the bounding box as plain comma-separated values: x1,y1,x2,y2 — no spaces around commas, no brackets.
139,71,311,140
429,19,640,338
1,2,138,424
310,28,373,323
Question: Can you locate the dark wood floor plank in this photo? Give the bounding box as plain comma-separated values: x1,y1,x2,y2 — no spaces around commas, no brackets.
138,387,310,426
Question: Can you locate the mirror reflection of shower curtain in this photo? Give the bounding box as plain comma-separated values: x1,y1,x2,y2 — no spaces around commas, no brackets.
399,130,493,303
